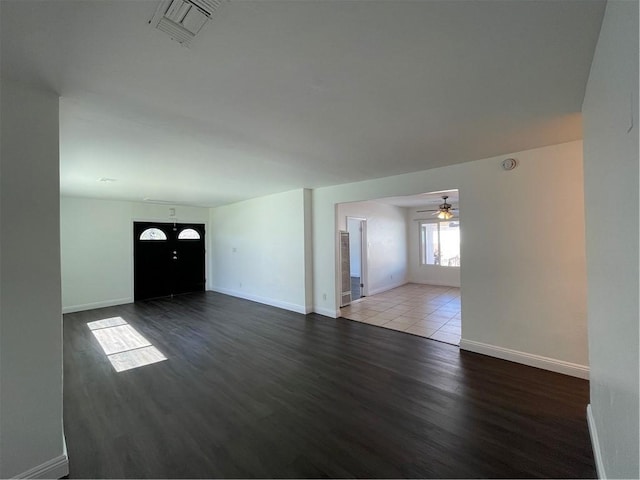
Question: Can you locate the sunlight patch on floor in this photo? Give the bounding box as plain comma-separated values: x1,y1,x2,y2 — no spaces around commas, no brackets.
87,316,127,330
88,316,167,372
107,346,167,372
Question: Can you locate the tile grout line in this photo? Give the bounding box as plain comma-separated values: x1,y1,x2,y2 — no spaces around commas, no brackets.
341,283,461,345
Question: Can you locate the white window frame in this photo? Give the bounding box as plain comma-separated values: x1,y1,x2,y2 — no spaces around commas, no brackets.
419,219,460,267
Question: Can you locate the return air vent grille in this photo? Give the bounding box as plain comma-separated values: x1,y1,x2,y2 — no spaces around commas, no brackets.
191,0,222,13
156,17,193,45
149,0,222,46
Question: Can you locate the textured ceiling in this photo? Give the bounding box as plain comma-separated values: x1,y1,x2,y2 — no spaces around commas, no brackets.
1,0,605,206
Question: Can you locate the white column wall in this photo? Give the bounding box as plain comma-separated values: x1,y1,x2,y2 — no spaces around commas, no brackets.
208,189,311,314
0,80,68,478
581,0,639,477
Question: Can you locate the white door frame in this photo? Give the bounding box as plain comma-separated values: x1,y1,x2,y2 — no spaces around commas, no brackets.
346,216,368,298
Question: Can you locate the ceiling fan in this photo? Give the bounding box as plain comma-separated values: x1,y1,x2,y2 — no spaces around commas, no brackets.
416,195,458,219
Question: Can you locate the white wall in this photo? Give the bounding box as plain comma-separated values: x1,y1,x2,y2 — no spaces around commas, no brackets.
209,189,312,314
313,141,589,377
582,0,639,477
337,201,408,296
60,197,210,312
0,80,68,478
407,207,461,287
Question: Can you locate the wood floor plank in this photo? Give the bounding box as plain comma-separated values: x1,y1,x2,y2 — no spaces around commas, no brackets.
63,292,595,478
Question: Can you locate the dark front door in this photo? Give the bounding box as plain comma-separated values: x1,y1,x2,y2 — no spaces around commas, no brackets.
134,222,206,301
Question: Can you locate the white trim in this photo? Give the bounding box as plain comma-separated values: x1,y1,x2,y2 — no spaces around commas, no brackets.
367,280,409,297
346,216,368,297
409,278,460,288
62,297,133,314
14,454,69,479
209,287,309,315
587,404,607,479
314,306,340,318
459,339,589,379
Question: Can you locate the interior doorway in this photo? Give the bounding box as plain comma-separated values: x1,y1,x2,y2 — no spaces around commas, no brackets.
336,190,462,345
134,221,206,301
347,217,366,301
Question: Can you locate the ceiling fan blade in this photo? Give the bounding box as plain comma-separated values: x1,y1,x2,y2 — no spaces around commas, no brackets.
416,209,439,213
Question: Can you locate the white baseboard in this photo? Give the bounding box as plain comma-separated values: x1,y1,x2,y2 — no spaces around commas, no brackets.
409,279,461,288
459,339,589,379
62,297,133,314
367,280,408,296
313,306,339,318
14,454,69,479
587,404,606,479
209,287,309,315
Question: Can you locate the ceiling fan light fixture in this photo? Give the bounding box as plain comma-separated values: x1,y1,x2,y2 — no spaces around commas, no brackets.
435,194,454,219
415,194,458,217
437,210,454,220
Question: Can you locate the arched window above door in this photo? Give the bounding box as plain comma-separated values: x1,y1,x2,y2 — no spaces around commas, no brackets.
139,228,167,241
178,228,200,240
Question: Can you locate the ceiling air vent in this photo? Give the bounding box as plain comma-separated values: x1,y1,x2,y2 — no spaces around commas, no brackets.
149,0,222,46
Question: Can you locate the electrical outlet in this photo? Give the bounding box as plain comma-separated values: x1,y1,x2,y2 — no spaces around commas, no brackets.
232,247,237,253
322,293,327,301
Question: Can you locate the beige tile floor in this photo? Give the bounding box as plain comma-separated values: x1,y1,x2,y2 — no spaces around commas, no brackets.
340,283,461,345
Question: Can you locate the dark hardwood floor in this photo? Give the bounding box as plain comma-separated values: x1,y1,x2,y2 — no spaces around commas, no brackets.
63,292,595,478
